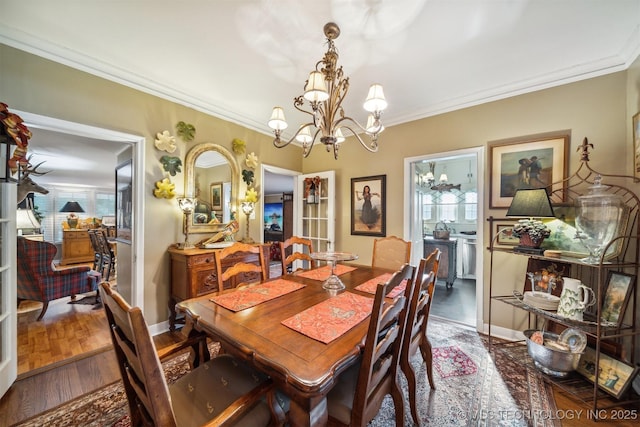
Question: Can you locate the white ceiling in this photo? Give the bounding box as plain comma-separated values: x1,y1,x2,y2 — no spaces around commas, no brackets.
2,0,639,189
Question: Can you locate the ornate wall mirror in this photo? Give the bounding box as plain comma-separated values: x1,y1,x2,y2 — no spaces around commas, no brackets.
184,143,239,233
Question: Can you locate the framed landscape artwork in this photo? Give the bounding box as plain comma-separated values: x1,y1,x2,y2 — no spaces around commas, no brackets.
601,272,635,327
210,182,222,211
351,175,386,237
489,132,569,208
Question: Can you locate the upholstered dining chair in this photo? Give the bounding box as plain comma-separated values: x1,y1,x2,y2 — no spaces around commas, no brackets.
371,235,411,271
215,242,268,292
99,282,287,427
279,235,315,275
326,263,415,427
401,249,441,426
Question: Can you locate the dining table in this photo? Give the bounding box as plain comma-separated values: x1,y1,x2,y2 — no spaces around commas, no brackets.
176,263,399,427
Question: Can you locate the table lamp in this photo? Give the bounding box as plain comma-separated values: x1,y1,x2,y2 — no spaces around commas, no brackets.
60,201,85,229
177,197,197,249
16,208,41,235
241,201,255,244
506,188,555,255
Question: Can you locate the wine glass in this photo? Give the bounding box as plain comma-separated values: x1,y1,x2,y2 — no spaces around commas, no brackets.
575,176,623,264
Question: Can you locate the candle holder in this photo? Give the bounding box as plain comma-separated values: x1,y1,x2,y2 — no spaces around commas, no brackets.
241,201,255,244
177,197,197,249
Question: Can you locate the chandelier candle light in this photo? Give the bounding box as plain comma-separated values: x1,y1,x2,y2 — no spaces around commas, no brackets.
268,22,387,159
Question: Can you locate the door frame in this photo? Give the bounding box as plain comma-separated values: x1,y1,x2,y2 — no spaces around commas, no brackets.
16,110,146,307
403,146,485,331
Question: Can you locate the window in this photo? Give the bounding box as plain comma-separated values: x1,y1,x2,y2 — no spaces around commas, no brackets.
34,188,115,243
464,191,478,221
422,193,433,220
438,193,457,222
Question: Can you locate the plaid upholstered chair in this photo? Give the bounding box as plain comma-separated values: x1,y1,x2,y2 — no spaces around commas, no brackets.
17,236,98,320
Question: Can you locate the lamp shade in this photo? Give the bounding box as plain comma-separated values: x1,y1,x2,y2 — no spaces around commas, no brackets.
363,84,387,112
268,107,288,131
16,209,41,231
303,71,329,102
506,189,555,218
60,201,85,213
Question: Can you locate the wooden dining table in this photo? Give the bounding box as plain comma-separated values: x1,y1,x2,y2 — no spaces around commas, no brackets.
176,264,394,427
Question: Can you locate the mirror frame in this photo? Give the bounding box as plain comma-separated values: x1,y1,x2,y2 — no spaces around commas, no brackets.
184,142,239,234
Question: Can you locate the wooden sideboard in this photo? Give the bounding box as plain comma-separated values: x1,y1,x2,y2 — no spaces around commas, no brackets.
61,229,95,265
167,244,270,331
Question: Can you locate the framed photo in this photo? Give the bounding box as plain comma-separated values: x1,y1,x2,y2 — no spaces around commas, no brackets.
634,112,640,180
210,182,222,211
351,175,386,237
115,160,132,243
601,272,635,327
577,347,639,399
489,132,569,208
494,221,519,248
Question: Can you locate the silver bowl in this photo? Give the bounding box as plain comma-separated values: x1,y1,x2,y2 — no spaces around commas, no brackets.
523,330,583,378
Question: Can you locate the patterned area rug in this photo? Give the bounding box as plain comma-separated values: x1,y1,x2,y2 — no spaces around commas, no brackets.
13,320,559,427
433,345,478,378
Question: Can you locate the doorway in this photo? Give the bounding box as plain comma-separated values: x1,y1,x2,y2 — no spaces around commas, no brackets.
14,111,144,376
404,147,484,330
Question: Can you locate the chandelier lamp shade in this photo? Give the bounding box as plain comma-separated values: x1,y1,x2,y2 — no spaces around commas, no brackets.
268,22,387,159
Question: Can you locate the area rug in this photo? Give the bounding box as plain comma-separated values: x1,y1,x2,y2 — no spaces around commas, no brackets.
433,345,478,378
13,320,559,427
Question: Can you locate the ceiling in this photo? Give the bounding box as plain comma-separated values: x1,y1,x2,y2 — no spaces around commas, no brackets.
2,1,639,189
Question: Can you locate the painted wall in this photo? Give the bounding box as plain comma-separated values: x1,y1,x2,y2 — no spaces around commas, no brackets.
0,44,302,324
3,42,639,332
302,64,638,330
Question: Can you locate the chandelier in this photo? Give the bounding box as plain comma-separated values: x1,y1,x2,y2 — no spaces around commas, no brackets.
268,22,387,159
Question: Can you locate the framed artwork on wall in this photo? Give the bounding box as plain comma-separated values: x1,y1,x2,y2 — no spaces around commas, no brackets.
494,221,519,248
351,175,386,237
633,112,640,179
210,182,223,211
489,132,569,208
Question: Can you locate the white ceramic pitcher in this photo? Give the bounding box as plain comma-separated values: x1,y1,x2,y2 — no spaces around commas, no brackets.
557,278,595,321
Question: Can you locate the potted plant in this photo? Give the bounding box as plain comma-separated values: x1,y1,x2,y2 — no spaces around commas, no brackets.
512,219,551,248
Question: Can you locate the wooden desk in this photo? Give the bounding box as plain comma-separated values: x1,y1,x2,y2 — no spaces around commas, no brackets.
167,244,270,331
176,266,390,427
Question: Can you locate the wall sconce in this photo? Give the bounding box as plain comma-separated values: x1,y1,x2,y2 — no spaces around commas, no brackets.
177,197,197,249
241,201,255,244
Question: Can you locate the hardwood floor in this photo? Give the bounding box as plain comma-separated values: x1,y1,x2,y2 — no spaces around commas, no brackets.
2,265,638,426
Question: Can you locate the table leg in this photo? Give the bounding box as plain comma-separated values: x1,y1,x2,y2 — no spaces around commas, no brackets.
288,396,328,427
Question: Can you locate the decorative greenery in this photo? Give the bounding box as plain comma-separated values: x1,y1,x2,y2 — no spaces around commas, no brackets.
176,121,195,142
512,219,551,241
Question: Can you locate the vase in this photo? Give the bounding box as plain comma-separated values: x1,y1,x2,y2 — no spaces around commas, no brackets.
67,218,78,229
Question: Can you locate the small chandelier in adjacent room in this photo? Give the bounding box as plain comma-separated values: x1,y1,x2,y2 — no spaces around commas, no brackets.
268,22,387,159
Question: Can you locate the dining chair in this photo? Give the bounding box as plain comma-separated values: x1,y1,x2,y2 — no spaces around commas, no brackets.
215,242,268,292
279,235,315,275
99,282,286,427
371,235,411,271
326,263,415,427
401,249,440,426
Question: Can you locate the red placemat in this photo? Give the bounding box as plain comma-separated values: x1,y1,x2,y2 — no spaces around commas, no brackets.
281,291,374,344
355,273,408,299
295,264,357,281
210,279,305,312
